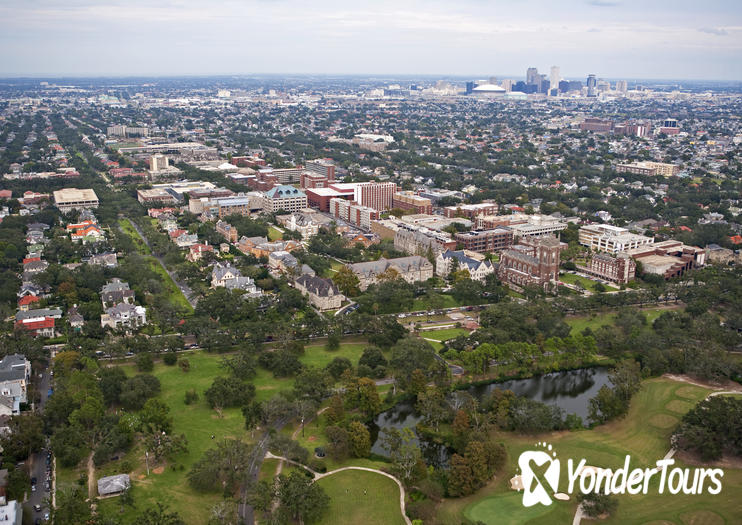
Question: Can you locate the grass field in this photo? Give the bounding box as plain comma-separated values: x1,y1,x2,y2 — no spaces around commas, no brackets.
412,293,460,311
559,272,619,292
437,377,742,525
421,327,470,342
316,470,407,525
268,226,283,241
119,218,151,255
566,305,675,335
92,352,253,523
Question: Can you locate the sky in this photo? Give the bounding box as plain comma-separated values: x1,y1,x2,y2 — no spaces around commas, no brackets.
1,0,741,80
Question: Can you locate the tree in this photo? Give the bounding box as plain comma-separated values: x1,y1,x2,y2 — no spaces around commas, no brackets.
325,425,350,460
137,502,186,525
332,265,361,297
246,480,275,519
1,413,44,461
204,376,255,409
135,352,154,372
242,401,264,433
325,394,345,425
140,398,173,433
356,377,381,418
99,366,127,406
276,470,330,523
293,367,333,403
220,350,257,380
347,421,371,458
325,332,341,351
578,492,618,518
208,500,240,525
188,439,255,493
119,374,161,410
380,427,422,484
447,454,475,497
325,356,352,380
359,346,388,370
179,358,191,372
416,388,450,432
51,487,92,525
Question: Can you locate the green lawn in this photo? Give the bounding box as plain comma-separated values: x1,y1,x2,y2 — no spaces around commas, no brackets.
316,469,407,525
420,327,470,342
559,272,619,292
438,377,742,525
566,305,676,335
412,293,460,311
299,342,368,369
268,226,284,241
119,218,151,255
97,352,253,524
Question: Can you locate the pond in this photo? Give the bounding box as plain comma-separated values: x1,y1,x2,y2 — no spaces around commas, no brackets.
369,366,611,466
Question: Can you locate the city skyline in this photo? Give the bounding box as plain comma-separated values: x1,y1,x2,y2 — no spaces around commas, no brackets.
1,0,741,80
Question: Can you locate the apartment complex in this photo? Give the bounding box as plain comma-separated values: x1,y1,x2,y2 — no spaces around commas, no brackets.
615,161,680,177
329,198,379,230
354,182,397,211
392,191,433,215
443,202,499,219
454,228,514,253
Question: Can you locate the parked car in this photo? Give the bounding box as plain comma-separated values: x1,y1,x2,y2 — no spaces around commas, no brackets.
33,504,41,512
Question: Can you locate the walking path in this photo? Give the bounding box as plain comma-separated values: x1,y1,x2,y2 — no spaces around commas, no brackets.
571,374,742,525
265,452,411,525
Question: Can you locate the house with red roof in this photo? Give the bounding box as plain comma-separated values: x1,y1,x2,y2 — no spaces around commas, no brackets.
730,235,742,245
15,317,55,337
17,295,40,311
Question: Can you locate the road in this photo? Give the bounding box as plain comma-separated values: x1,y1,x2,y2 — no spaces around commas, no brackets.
25,367,52,522
124,219,199,308
238,417,289,525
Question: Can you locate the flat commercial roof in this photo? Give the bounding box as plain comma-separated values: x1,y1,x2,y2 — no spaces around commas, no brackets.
53,188,98,203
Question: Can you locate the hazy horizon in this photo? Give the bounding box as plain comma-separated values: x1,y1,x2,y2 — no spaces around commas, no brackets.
1,0,741,81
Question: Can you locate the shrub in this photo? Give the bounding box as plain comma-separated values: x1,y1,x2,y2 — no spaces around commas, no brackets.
163,352,178,366
184,389,199,405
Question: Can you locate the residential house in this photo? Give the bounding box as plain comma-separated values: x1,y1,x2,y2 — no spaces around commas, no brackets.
67,305,84,331
101,303,147,331
186,243,214,262
210,263,261,295
269,251,300,274
294,274,344,311
84,252,118,267
101,279,135,308
0,354,31,414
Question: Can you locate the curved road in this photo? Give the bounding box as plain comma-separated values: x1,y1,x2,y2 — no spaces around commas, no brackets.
265,452,412,525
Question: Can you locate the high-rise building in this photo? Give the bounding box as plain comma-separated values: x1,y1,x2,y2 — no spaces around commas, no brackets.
465,81,475,94
500,79,514,92
549,66,560,94
526,67,539,85
586,74,597,97
305,159,336,181
615,80,628,93
354,182,397,211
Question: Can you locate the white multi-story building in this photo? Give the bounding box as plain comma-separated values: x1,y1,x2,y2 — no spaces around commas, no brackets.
262,185,307,213
578,224,654,254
